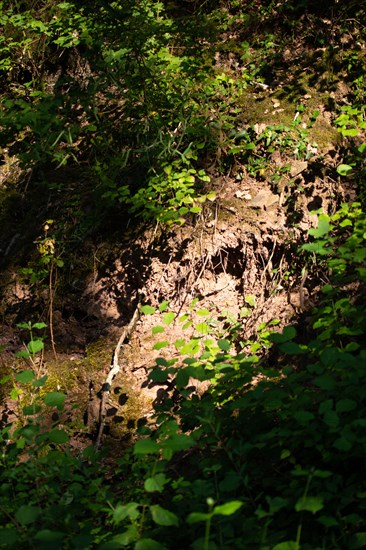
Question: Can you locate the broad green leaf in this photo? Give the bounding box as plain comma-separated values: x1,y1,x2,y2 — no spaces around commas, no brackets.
269,326,297,344
313,374,336,391
32,322,47,330
337,164,353,176
272,542,298,550
113,502,140,524
196,308,210,316
141,305,155,315
350,532,366,549
150,505,179,526
294,410,315,424
333,437,352,451
244,294,256,307
32,374,48,387
295,496,323,514
48,428,69,444
44,392,66,410
159,301,169,312
27,339,44,355
34,530,65,542
323,410,339,428
144,474,168,493
195,322,209,334
22,404,42,415
175,368,189,388
15,370,35,384
135,538,165,550
180,339,200,355
15,505,40,525
187,512,211,524
134,439,159,455
309,214,331,238
218,339,231,351
162,312,175,325
152,325,165,335
336,399,357,413
213,501,243,516
153,341,169,350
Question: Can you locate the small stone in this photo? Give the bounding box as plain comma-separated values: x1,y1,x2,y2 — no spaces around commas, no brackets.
290,160,308,178
250,188,279,209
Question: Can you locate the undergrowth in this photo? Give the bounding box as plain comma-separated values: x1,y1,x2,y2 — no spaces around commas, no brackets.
1,1,366,549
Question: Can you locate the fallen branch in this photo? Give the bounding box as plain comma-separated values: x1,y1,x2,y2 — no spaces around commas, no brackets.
94,293,143,450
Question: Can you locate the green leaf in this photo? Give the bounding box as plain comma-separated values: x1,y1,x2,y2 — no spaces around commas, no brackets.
134,439,159,455
43,392,66,410
294,410,315,424
135,538,165,550
150,505,179,526
32,374,48,387
269,326,297,343
313,374,336,391
144,474,168,493
272,542,298,550
337,164,353,176
113,502,140,524
15,370,35,384
336,399,357,413
295,496,323,514
162,312,175,325
152,325,165,335
159,301,169,312
196,308,211,316
34,530,65,542
15,505,41,525
153,341,169,350
27,339,44,355
141,305,155,315
48,428,69,444
195,322,209,334
22,404,42,415
186,512,211,524
32,322,47,330
244,294,256,307
350,532,366,549
309,214,331,238
213,501,243,516
218,339,231,351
